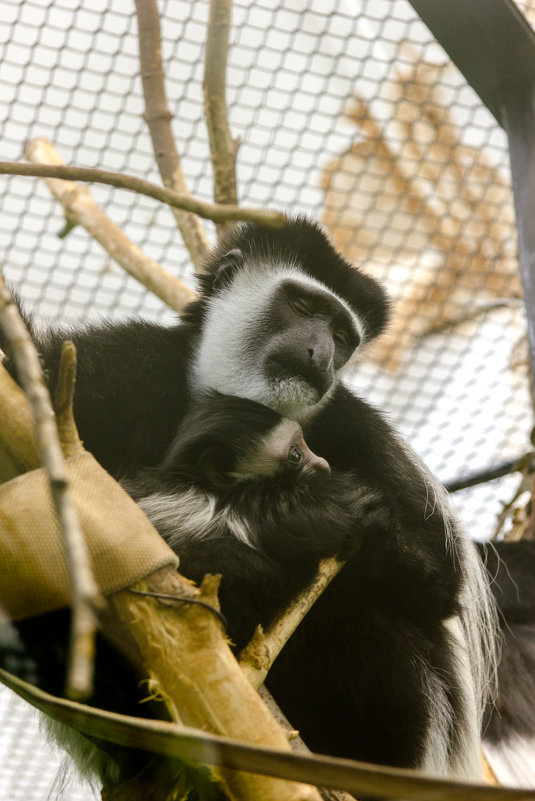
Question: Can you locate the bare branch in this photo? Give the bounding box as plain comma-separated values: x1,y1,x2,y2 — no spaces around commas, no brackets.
203,0,239,241
0,161,285,228
135,0,211,270
0,278,102,699
54,341,84,459
107,567,322,801
240,558,344,688
25,138,197,313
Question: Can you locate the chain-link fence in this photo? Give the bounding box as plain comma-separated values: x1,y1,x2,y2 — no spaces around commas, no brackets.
0,0,532,798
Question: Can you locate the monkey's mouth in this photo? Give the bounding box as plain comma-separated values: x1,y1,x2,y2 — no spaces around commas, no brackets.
264,356,332,400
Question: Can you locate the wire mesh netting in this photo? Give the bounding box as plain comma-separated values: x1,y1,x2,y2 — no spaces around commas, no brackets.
0,0,532,798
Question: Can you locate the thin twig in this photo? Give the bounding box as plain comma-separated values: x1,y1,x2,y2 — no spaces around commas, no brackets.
491,462,535,542
25,138,197,313
0,277,102,700
135,0,211,271
53,341,84,459
0,161,284,228
203,0,239,241
240,557,344,688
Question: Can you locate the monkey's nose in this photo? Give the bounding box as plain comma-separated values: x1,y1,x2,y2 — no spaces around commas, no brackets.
310,453,331,474
303,448,331,475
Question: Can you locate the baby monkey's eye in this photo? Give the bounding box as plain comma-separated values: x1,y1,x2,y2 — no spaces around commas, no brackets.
287,445,303,466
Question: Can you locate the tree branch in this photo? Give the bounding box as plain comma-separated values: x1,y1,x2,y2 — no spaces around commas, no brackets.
24,138,197,313
0,161,284,228
239,558,344,688
0,280,102,699
135,0,211,270
106,567,322,801
203,0,239,241
54,341,84,459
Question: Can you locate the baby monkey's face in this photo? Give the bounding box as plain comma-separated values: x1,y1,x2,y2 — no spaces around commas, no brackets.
232,417,331,483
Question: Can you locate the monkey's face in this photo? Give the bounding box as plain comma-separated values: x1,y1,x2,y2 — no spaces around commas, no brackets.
260,279,361,407
191,255,364,420
232,418,330,482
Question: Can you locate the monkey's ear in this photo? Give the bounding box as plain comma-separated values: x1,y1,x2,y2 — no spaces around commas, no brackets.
198,445,236,491
213,249,243,291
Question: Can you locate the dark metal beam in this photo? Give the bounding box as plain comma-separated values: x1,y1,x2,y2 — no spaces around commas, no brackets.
503,87,535,397
408,0,535,127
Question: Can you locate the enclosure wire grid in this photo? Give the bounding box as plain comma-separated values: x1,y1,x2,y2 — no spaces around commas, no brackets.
0,0,532,797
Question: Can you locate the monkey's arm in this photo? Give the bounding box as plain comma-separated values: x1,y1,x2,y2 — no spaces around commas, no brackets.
239,473,391,563
305,385,462,621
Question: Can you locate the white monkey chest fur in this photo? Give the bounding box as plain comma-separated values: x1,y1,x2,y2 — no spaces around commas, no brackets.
137,486,255,550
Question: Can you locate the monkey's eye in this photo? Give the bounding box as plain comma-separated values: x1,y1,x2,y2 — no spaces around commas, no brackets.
288,297,313,317
333,328,348,347
287,445,303,466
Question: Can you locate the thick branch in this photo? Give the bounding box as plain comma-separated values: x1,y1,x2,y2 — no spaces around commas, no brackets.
203,0,239,240
0,161,284,228
0,280,101,699
107,567,321,801
135,0,211,270
25,138,197,313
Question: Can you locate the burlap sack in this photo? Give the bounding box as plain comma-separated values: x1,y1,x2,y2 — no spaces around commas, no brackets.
0,451,178,620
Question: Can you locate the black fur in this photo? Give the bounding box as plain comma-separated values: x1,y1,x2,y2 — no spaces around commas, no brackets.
125,393,390,647
0,218,493,782
123,389,464,768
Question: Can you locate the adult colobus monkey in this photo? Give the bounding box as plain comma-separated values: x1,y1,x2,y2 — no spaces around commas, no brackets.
0,218,497,783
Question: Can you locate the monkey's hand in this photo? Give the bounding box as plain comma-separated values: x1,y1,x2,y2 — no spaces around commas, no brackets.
337,482,394,560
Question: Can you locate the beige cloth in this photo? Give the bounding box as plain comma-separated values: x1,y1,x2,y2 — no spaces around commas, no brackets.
0,451,178,620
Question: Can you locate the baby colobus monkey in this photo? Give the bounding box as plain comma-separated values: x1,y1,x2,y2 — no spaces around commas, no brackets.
124,392,384,650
